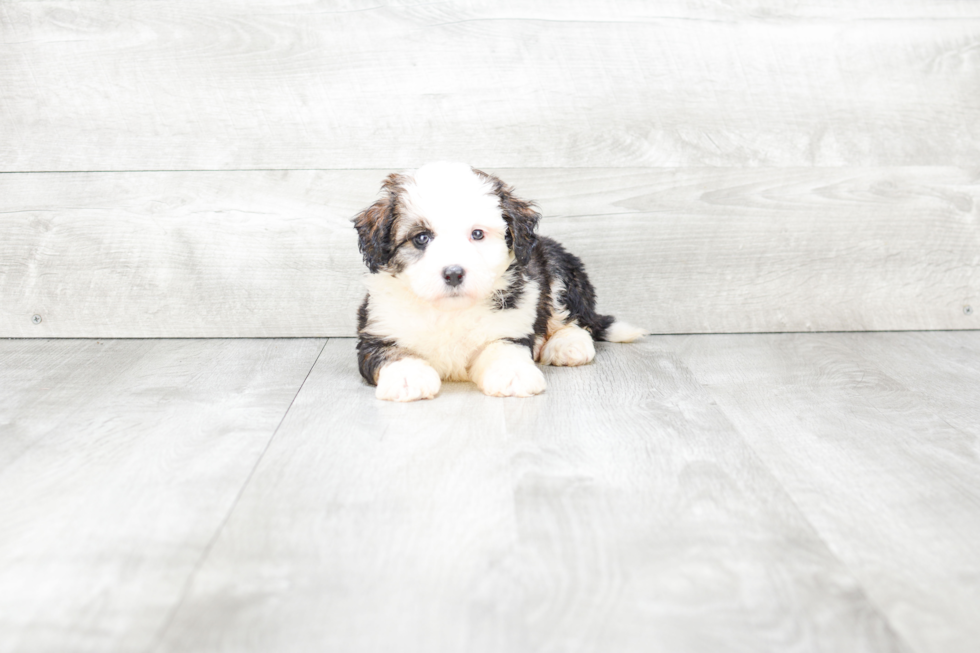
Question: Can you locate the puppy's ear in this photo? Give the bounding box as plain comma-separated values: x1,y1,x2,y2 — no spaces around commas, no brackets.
501,192,540,267
352,174,403,273
472,168,540,266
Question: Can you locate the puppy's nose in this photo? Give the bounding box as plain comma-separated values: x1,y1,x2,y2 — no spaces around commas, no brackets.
442,265,465,287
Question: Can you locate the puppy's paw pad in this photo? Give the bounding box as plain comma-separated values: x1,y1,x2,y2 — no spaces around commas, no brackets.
480,362,546,398
375,358,441,402
540,328,596,367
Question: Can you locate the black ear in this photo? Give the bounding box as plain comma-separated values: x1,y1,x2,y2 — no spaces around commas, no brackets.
500,193,540,266
472,168,539,266
352,174,403,273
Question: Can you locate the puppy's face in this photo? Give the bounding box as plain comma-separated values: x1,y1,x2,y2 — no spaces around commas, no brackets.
354,162,538,310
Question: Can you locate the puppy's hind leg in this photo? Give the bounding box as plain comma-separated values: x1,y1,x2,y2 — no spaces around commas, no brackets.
539,323,596,367
470,340,546,398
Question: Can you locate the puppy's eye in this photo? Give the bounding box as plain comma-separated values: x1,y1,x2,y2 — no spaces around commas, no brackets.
412,233,431,248
471,229,485,241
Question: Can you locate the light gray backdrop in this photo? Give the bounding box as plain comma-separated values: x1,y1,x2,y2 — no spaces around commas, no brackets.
2,0,978,336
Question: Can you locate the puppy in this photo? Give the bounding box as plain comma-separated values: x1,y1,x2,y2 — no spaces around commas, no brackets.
352,162,644,402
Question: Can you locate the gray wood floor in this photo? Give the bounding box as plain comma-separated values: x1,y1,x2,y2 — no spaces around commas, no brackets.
1,333,978,653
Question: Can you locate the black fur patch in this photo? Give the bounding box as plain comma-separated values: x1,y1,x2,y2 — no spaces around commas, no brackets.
503,336,535,353
467,168,613,342
535,236,616,340
471,168,540,267
352,173,407,273
356,335,402,385
353,168,628,391
356,295,406,385
491,264,525,311
386,235,424,273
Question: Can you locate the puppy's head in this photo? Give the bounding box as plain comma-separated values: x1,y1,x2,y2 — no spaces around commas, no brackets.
353,162,539,309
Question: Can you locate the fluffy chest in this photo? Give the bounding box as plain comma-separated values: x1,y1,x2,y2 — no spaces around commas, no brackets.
365,276,540,379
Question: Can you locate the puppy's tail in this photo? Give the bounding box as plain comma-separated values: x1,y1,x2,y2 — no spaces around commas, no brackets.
600,319,647,343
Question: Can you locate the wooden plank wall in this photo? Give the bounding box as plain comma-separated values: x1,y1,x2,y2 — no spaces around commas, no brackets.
2,1,978,337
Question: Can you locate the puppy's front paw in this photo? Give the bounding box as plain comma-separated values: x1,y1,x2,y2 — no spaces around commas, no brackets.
478,359,546,398
539,325,596,367
375,358,441,402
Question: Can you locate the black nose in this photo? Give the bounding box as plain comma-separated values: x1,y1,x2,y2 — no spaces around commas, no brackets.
442,265,465,287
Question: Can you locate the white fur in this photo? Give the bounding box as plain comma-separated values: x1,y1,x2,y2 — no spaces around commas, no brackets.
363,162,545,387
398,162,512,309
539,324,596,367
375,357,442,402
361,162,642,402
365,271,540,382
549,278,570,326
470,341,547,397
605,321,647,343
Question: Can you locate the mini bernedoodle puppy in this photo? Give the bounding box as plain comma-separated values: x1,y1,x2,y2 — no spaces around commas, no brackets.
353,161,645,402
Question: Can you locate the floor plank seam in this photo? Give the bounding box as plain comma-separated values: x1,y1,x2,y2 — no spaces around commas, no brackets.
696,368,923,653
142,338,329,653
0,341,128,478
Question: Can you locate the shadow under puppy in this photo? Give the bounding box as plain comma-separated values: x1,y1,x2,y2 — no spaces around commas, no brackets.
353,162,645,402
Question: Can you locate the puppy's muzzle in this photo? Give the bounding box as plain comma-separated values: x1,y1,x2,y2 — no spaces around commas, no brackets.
442,265,465,288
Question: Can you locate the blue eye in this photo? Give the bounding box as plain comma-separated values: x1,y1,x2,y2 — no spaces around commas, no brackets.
413,233,431,248
471,229,485,241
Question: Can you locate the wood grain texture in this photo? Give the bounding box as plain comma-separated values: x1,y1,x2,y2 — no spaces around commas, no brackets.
151,338,909,653
0,170,374,338
0,338,325,653
674,331,980,653
2,1,979,170
2,167,977,337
